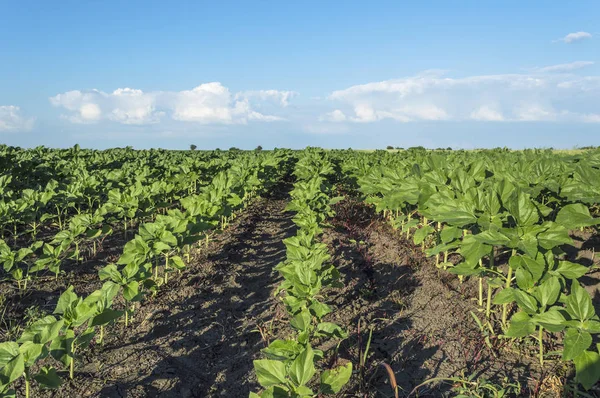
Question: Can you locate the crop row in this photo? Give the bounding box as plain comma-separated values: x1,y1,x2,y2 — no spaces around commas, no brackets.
251,149,351,397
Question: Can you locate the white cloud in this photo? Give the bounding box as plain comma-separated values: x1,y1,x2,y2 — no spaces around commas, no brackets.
51,83,292,125
325,71,600,124
0,106,35,132
320,109,347,122
581,113,600,123
557,76,600,91
470,106,505,121
109,88,162,124
558,31,592,43
80,103,102,121
49,90,106,124
534,61,594,73
235,90,298,107
170,83,243,123
515,103,555,121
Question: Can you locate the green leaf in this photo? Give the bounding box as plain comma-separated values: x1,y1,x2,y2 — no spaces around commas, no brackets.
253,359,287,387
473,230,510,246
556,204,600,230
581,320,600,333
34,367,62,389
513,290,539,315
262,339,301,361
515,267,535,290
18,316,63,345
123,281,139,301
538,222,573,250
54,286,77,315
85,228,102,239
308,301,331,319
505,311,535,338
537,222,572,250
99,264,123,283
170,255,186,270
153,241,172,253
19,341,44,366
573,350,600,390
314,322,348,339
294,385,314,396
91,309,124,327
75,327,96,350
556,261,588,280
249,386,289,398
521,255,545,284
506,191,539,227
492,288,515,305
290,310,311,333
122,262,139,280
434,210,477,227
531,308,566,332
320,362,353,394
563,328,593,361
537,277,561,307
0,353,24,386
290,345,315,386
413,225,434,245
440,226,462,244
566,282,595,321
71,302,96,327
448,262,483,276
0,343,19,367
458,235,490,267
329,196,344,205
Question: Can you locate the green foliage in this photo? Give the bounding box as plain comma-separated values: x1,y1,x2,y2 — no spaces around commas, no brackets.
342,147,600,390
0,146,294,395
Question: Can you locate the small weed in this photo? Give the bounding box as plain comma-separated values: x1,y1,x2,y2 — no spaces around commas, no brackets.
410,371,522,397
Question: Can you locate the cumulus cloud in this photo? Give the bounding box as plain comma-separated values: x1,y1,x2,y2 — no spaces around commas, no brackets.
470,106,505,121
558,31,592,43
0,106,35,132
534,61,594,73
50,83,292,125
235,90,298,107
319,109,347,122
324,71,600,124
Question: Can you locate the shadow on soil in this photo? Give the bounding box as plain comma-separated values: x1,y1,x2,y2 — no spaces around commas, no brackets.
94,199,296,397
325,198,543,397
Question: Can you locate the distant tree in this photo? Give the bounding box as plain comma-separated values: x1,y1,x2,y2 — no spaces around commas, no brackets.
190,144,197,150
386,145,394,150
446,147,452,150
255,145,263,151
396,147,404,150
229,147,240,151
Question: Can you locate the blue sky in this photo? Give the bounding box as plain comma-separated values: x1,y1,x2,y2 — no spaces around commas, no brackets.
1,0,598,149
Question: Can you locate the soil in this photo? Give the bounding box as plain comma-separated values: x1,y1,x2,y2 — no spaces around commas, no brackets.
3,192,600,397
